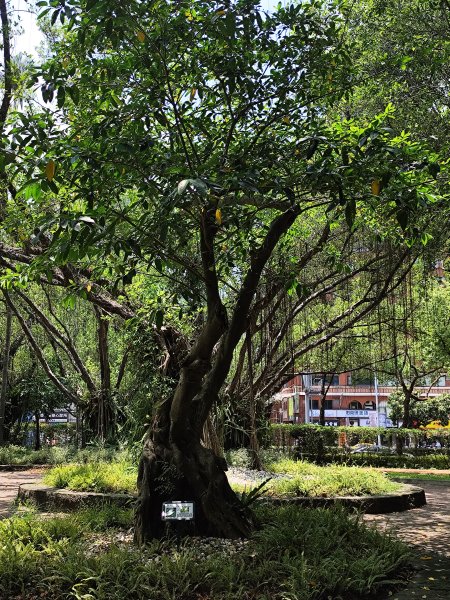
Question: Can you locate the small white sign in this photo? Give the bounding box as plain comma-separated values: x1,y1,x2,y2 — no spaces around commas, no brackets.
162,501,194,521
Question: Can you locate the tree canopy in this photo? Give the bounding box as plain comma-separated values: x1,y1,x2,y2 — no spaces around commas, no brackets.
0,0,449,540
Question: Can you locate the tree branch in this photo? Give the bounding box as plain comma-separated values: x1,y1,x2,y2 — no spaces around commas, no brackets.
3,291,79,404
0,0,12,132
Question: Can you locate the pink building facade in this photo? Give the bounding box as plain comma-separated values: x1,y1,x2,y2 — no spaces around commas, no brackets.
271,373,450,427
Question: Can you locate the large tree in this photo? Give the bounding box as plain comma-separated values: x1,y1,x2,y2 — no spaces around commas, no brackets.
0,0,446,540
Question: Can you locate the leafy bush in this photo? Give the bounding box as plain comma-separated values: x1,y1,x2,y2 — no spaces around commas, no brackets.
271,423,450,445
46,457,400,498
327,451,450,469
224,448,252,468
0,505,411,600
0,445,67,465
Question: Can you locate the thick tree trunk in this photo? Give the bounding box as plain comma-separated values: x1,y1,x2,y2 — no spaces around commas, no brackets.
0,302,12,445
135,205,299,543
34,411,41,451
319,378,326,426
90,307,114,440
135,399,255,543
202,414,223,457
402,391,412,429
246,330,262,470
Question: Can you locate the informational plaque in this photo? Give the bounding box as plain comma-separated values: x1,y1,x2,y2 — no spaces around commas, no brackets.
162,501,194,521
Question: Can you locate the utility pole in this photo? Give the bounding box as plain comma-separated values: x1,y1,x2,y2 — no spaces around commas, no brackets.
302,373,312,424
374,372,381,446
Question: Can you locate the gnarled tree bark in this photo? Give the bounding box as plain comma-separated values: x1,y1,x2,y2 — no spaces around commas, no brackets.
134,204,300,542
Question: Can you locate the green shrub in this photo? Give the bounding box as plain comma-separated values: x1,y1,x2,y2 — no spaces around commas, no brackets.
0,505,411,599
224,448,252,468
270,424,450,452
323,451,450,469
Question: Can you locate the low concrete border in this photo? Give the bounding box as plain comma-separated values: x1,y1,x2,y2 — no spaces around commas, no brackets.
0,465,42,471
263,484,426,513
18,483,136,510
18,482,425,514
391,477,450,487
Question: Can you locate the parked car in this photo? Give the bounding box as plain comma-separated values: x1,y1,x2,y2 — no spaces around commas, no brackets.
350,443,385,454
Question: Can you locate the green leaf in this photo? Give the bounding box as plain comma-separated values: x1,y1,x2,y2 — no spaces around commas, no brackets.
155,309,164,329
68,85,80,105
47,180,59,194
345,199,356,229
396,208,409,230
57,86,66,108
51,9,60,26
428,163,440,179
177,178,207,196
177,179,191,195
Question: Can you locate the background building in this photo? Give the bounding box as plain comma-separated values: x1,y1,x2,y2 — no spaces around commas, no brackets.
271,373,450,426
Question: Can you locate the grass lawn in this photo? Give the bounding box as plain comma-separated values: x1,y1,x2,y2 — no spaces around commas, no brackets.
0,504,411,600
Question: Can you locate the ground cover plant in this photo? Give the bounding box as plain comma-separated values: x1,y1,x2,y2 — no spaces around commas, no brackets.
0,505,411,600
44,458,401,498
44,461,137,494
266,460,400,497
0,445,63,465
0,445,131,466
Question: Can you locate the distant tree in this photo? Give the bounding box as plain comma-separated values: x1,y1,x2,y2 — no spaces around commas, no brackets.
388,391,450,427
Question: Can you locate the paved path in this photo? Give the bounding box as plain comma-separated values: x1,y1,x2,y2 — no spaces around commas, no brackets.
365,482,450,599
0,469,43,518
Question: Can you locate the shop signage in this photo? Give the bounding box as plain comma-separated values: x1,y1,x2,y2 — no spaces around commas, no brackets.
311,409,375,418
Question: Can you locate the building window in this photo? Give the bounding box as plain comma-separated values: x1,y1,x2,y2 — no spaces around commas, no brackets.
364,401,375,410
347,375,352,386
348,401,362,410
312,374,339,387
312,400,333,410
437,375,446,387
